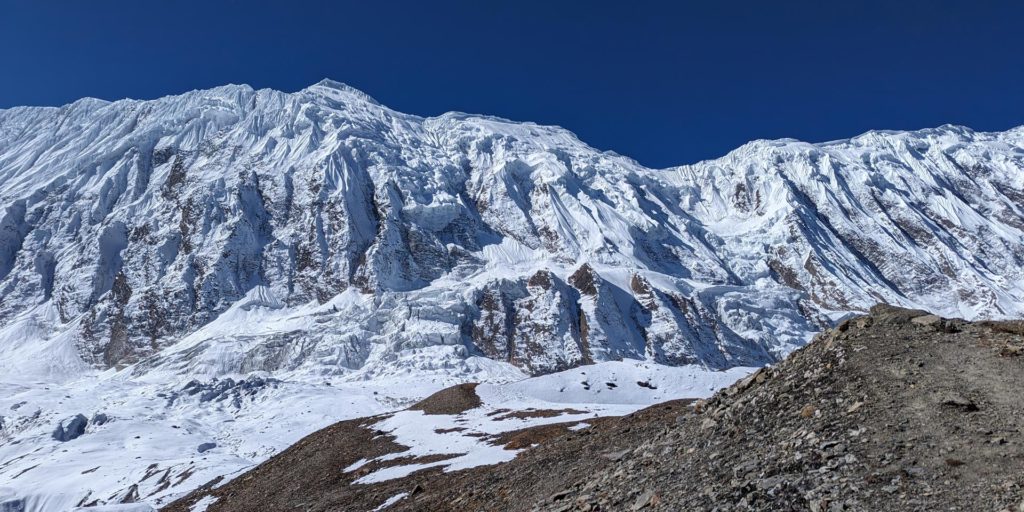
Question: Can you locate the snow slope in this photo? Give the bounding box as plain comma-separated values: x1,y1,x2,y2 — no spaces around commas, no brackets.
0,350,750,511
1,80,1023,510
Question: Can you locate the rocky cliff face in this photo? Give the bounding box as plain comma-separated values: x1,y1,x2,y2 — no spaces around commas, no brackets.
0,80,1022,379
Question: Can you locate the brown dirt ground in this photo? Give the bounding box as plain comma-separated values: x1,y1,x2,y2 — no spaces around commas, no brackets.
409,383,482,415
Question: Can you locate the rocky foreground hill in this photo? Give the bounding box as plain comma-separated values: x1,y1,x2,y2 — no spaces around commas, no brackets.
166,305,1024,512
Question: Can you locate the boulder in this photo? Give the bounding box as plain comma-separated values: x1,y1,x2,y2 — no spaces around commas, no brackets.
52,414,89,442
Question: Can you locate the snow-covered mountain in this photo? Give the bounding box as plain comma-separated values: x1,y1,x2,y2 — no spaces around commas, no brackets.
1,80,1022,510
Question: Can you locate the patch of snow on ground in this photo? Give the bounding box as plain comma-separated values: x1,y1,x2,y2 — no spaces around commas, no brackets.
372,492,409,511
350,361,755,484
188,495,218,512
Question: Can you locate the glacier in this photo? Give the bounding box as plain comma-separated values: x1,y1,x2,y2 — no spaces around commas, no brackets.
0,79,1022,509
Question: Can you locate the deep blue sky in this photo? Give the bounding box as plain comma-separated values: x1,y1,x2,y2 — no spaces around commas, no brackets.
2,1,1022,167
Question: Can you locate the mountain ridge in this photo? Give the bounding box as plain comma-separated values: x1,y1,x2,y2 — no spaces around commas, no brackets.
0,81,1022,379
5,79,1018,170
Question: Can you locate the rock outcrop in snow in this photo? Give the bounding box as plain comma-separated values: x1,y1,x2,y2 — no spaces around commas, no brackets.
0,80,1022,381
51,414,88,442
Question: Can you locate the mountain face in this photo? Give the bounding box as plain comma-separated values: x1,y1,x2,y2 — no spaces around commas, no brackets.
0,80,1022,382
1,81,1024,510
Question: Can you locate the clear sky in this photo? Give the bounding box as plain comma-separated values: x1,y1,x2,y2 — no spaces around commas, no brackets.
2,0,1022,167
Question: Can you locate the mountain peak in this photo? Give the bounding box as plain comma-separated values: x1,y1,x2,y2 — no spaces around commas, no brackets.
312,78,350,89
303,78,380,105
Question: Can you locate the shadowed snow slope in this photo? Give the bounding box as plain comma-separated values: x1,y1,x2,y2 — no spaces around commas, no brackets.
0,81,1023,510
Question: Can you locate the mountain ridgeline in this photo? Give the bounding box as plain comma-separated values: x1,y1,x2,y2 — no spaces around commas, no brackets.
0,80,1022,379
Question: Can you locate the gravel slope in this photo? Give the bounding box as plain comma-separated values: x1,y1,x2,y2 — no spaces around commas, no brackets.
523,305,1024,512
